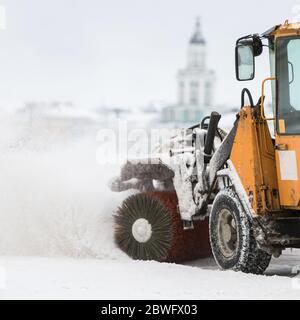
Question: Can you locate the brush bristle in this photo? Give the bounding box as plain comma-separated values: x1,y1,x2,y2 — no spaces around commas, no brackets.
114,192,211,263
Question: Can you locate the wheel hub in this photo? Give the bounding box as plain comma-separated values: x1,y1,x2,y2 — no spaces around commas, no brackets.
132,218,152,243
217,208,238,258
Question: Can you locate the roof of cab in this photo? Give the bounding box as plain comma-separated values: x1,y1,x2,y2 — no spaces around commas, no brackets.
262,21,300,37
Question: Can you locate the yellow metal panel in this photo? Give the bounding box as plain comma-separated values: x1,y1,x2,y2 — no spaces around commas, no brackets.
278,119,286,134
272,22,300,38
275,135,300,208
231,107,280,215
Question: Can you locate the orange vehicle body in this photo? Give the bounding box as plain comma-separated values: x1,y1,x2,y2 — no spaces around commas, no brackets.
231,22,300,215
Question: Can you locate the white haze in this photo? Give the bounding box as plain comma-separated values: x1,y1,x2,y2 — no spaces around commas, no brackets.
0,115,131,259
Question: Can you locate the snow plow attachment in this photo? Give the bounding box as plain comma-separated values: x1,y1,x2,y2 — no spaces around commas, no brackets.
114,191,211,263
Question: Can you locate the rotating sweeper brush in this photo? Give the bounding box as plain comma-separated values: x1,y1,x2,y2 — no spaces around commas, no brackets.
114,192,211,263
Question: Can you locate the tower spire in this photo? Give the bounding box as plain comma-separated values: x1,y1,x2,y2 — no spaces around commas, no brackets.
196,16,201,33
190,16,205,45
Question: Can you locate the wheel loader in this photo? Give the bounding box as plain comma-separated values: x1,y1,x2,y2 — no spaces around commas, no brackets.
110,21,300,274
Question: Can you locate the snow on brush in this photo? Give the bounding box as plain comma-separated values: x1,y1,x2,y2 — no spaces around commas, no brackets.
0,114,300,299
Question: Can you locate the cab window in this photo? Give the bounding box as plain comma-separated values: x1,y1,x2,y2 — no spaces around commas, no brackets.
277,37,300,134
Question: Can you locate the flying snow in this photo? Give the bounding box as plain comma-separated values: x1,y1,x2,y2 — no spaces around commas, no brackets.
0,114,131,259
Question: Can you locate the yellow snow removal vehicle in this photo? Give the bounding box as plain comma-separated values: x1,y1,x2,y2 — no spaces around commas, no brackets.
111,21,300,274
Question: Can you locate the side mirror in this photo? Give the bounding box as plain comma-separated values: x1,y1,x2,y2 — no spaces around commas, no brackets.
235,35,263,81
235,43,255,81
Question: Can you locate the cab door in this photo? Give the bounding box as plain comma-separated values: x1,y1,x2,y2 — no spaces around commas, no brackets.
275,36,300,208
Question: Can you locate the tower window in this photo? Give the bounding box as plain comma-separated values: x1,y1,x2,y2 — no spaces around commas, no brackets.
179,81,185,104
190,81,199,105
205,82,211,106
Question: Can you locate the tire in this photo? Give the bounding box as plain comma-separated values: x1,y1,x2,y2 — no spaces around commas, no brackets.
114,191,211,263
209,188,271,274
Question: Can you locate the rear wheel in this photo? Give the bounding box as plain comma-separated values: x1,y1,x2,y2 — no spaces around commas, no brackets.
209,189,271,274
114,191,211,263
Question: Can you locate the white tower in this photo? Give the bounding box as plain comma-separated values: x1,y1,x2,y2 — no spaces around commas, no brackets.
187,18,206,70
162,18,215,123
177,18,215,109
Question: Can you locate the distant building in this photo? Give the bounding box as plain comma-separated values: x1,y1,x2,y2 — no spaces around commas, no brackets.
162,18,215,123
17,101,100,144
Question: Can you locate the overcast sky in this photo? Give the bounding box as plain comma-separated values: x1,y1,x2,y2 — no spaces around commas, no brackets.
0,0,299,109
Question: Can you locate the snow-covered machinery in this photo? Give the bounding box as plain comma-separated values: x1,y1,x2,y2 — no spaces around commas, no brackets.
111,22,300,274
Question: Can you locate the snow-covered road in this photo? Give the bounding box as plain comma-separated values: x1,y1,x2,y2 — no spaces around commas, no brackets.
1,251,300,300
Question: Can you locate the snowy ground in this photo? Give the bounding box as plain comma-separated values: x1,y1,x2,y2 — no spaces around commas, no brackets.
1,251,300,300
0,114,300,300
